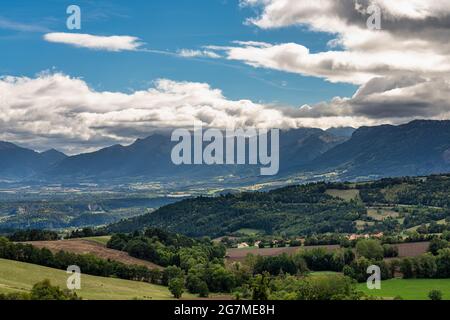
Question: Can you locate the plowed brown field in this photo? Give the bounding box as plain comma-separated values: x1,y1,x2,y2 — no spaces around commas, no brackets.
226,242,430,262
26,239,163,270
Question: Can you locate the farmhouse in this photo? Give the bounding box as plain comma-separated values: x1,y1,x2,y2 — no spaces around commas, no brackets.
237,242,250,249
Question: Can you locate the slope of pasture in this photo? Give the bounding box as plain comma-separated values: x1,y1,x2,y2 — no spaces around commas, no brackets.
358,278,450,300
0,258,181,300
26,239,163,270
81,236,112,245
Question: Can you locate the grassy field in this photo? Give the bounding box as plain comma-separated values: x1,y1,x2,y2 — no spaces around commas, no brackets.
325,189,360,202
81,236,112,245
0,258,190,300
407,219,447,232
235,228,263,236
367,208,400,221
358,278,450,300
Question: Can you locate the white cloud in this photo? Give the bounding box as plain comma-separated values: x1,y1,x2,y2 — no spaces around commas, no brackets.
374,0,450,19
223,1,450,84
177,49,221,59
2,72,449,154
200,0,450,126
231,41,272,48
44,32,143,51
0,73,298,154
222,42,450,85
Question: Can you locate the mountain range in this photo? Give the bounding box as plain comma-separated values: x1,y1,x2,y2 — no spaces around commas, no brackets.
0,142,67,181
2,120,450,185
307,120,450,179
0,127,349,183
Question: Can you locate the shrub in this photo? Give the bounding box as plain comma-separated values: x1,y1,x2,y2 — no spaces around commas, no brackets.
30,280,81,300
169,277,185,299
356,239,384,260
383,244,399,258
296,275,361,300
428,290,442,301
429,238,449,256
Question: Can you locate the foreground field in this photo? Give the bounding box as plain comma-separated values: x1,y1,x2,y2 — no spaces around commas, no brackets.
26,239,163,270
0,258,184,300
358,278,450,300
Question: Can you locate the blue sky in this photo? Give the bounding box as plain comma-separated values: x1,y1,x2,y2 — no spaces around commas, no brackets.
0,0,356,106
1,0,447,153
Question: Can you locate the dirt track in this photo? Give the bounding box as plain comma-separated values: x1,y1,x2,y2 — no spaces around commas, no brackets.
26,239,163,270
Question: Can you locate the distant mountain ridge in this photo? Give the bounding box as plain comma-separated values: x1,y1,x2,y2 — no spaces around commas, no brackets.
2,120,450,184
308,120,450,179
0,142,67,180
325,127,356,138
44,128,346,182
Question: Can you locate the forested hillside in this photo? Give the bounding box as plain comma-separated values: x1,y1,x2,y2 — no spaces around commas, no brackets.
108,175,450,238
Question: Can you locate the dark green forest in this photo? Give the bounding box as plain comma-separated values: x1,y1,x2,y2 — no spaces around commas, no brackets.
108,175,450,237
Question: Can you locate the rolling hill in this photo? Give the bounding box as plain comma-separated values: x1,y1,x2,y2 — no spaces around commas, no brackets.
107,174,450,238
26,238,163,270
0,258,180,300
107,183,366,237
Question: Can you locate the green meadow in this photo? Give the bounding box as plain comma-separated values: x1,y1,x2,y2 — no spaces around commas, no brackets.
358,278,450,300
81,236,112,245
0,258,193,300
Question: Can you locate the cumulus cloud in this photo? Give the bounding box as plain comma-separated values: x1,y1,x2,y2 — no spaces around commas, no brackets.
44,32,144,51
224,1,450,84
2,71,449,154
2,72,449,154
287,75,450,120
0,73,299,154
221,42,449,85
203,0,450,125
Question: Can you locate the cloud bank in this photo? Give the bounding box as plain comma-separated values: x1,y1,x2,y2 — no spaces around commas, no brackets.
0,73,299,154
208,0,450,125
2,72,449,154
